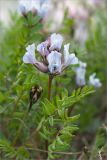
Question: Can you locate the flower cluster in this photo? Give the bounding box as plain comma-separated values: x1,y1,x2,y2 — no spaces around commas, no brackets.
89,73,102,88
19,0,51,18
23,33,78,75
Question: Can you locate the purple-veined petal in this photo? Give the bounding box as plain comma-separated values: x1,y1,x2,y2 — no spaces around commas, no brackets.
37,41,49,56
47,51,62,74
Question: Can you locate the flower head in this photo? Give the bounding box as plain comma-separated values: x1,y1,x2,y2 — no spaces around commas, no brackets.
23,33,78,76
74,61,87,86
19,0,51,18
89,73,102,88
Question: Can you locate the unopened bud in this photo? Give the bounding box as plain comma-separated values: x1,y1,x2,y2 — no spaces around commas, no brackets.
28,85,43,112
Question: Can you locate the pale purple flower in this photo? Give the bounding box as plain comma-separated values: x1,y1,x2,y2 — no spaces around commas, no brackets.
64,43,78,66
23,33,78,75
49,33,63,51
89,73,102,88
23,43,37,64
37,40,50,56
75,61,87,86
37,0,51,18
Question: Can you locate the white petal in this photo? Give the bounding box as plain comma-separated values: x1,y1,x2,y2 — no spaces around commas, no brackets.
68,54,78,65
19,0,31,12
38,3,50,17
89,73,96,85
89,73,102,88
47,51,62,74
50,33,63,51
75,67,86,86
64,43,70,64
64,43,78,66
23,44,37,64
79,61,87,68
26,43,35,53
74,61,87,86
30,0,51,18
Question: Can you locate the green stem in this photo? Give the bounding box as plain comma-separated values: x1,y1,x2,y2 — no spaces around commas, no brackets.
48,75,53,100
45,75,53,158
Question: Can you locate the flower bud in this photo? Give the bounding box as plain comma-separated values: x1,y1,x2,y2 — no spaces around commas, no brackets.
28,85,43,112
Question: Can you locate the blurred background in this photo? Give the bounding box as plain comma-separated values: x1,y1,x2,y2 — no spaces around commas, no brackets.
0,0,18,24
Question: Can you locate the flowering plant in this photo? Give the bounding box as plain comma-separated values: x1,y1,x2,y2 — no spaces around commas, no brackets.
0,0,106,160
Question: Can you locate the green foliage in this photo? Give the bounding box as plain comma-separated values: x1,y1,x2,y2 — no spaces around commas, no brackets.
90,127,107,159
0,139,16,159
60,86,95,108
38,86,94,159
0,139,30,160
